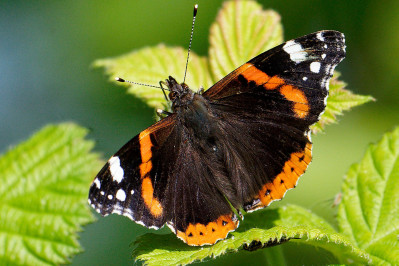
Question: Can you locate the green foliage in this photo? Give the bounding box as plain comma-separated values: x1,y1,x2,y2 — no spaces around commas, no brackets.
338,127,399,264
208,0,283,81
133,205,370,265
94,45,212,110
0,123,102,265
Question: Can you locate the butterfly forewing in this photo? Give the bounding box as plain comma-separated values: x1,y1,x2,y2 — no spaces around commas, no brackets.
88,114,176,229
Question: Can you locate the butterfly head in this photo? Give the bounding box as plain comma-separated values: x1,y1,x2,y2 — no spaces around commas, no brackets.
165,76,194,110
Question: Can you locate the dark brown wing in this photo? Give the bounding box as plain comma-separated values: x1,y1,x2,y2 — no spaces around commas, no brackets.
203,30,345,211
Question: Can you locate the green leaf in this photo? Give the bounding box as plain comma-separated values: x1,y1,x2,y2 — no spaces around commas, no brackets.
312,72,375,133
338,126,399,264
208,0,283,81
133,205,370,265
94,45,213,109
0,123,102,265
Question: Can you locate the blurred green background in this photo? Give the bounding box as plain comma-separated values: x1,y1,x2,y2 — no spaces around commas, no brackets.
1,0,398,265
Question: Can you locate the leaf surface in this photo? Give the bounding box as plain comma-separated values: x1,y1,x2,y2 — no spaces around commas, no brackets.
338,126,399,264
0,123,102,265
208,0,283,81
133,205,370,265
94,45,213,109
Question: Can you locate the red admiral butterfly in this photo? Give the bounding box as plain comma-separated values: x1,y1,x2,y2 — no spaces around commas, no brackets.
88,6,345,246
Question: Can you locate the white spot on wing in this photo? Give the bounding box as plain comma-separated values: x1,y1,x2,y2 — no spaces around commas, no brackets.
283,40,308,63
303,76,308,81
321,54,326,59
131,190,134,195
94,178,101,189
310,62,321,73
116,189,126,202
317,32,325,41
100,191,105,195
109,156,124,183
108,194,113,200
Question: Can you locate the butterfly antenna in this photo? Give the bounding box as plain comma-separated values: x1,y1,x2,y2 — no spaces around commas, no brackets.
115,77,169,101
182,4,198,84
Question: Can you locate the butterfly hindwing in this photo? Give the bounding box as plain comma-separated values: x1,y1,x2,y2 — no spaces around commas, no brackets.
154,120,240,245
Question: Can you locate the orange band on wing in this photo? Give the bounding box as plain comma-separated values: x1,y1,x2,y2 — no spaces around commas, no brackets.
139,161,152,178
139,129,163,217
279,85,309,118
241,64,270,86
142,177,163,217
176,214,239,246
139,129,153,163
241,64,285,90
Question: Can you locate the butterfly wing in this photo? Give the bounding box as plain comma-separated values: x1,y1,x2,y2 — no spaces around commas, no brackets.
203,30,345,211
88,114,177,229
88,113,239,245
153,119,240,246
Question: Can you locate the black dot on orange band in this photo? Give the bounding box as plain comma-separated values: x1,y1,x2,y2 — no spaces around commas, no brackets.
238,74,246,83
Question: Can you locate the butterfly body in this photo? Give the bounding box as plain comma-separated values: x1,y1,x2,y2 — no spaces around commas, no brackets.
89,30,346,246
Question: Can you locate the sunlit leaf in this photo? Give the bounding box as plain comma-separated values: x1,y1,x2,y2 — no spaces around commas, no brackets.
312,72,375,133
208,0,283,81
94,45,213,109
338,126,399,264
0,123,102,265
133,205,370,265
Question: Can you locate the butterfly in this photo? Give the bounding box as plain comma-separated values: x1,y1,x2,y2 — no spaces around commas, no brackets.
88,30,346,246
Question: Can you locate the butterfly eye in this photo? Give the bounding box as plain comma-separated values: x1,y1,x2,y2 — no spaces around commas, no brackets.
169,91,178,100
